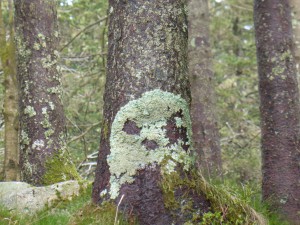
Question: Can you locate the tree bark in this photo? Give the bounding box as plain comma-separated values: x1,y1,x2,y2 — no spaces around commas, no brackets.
254,1,300,223
14,0,78,186
188,0,222,178
290,0,300,73
91,1,211,224
0,0,19,181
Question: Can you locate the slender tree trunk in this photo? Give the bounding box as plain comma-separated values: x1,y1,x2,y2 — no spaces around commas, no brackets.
188,0,222,178
254,1,300,223
0,0,19,181
290,0,300,73
14,0,79,186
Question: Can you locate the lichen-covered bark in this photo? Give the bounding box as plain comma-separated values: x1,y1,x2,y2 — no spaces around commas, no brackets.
92,0,209,224
188,0,222,178
14,0,78,186
254,1,300,223
0,0,19,181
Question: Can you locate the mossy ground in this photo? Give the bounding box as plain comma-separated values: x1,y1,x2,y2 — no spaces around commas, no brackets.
69,202,138,225
161,169,267,225
0,179,289,225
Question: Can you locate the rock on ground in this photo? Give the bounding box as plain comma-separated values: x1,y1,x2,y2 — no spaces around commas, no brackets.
0,180,84,214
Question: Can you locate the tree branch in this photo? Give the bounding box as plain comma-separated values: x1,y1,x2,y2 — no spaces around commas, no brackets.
67,122,101,144
60,16,108,52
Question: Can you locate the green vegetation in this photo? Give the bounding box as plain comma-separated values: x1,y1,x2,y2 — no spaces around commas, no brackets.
161,170,265,225
42,150,81,185
211,0,261,185
0,0,294,224
68,202,138,225
0,184,137,225
0,184,92,225
0,178,290,225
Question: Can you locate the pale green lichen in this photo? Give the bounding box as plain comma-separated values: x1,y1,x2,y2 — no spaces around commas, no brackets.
42,116,51,129
54,31,59,38
41,55,57,68
21,130,30,145
15,35,31,60
33,42,41,50
269,50,293,80
37,33,45,40
37,33,47,48
48,86,61,94
24,105,36,117
107,89,194,199
32,139,45,150
42,107,48,114
49,101,55,110
45,129,54,138
272,66,285,75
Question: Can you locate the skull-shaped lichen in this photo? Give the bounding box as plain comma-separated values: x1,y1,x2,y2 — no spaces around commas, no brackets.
107,89,194,199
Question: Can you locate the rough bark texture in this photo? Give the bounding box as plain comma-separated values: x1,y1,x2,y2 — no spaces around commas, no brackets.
92,1,214,224
254,1,300,223
0,0,20,181
188,0,222,178
15,0,78,186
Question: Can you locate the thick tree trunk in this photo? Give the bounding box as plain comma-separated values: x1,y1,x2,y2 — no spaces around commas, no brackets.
14,0,78,186
188,0,222,178
0,0,19,181
254,1,300,223
92,1,210,224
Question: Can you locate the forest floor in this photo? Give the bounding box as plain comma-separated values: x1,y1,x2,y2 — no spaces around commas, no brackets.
0,181,290,225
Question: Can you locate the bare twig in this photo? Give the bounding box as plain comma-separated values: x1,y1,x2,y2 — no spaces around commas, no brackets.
60,16,108,52
67,122,101,144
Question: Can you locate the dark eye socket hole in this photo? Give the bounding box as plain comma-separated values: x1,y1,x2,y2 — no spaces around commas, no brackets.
123,119,141,135
142,139,159,150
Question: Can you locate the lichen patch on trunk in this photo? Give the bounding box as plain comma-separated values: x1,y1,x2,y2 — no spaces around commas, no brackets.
106,89,194,199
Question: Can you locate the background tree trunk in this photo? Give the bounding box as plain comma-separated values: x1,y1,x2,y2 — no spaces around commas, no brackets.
92,1,211,224
188,0,222,178
254,1,300,223
0,0,19,181
15,0,78,186
290,0,300,73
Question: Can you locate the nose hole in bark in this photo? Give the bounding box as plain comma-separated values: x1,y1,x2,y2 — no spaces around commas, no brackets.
142,138,159,150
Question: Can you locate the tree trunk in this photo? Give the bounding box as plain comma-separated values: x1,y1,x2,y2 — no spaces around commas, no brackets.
290,0,300,73
91,1,209,224
0,0,19,181
188,0,222,178
14,0,79,186
254,1,300,223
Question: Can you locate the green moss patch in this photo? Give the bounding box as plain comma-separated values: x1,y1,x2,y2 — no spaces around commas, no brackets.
161,170,267,225
42,150,81,185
